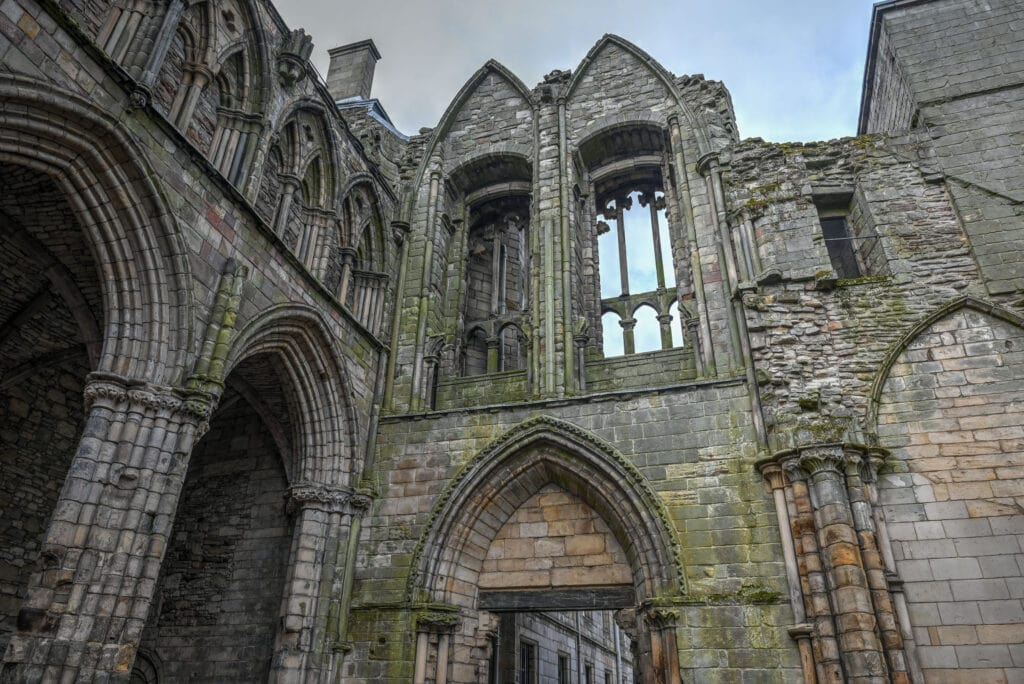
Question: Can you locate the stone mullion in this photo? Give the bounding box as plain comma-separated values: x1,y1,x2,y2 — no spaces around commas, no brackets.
801,448,886,683
784,463,842,683
644,191,667,290
615,198,629,296
845,456,909,684
620,317,637,356
4,376,213,681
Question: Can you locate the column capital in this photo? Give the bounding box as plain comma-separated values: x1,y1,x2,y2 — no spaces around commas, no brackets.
414,603,461,633
286,481,355,515
83,372,216,426
695,152,720,176
759,462,788,491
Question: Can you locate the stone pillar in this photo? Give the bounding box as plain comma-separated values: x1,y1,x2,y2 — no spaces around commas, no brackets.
657,313,674,350
270,483,357,683
620,318,637,356
845,455,909,683
644,607,681,684
412,608,459,684
2,373,213,682
274,175,302,239
336,245,359,305
485,336,500,374
781,458,843,683
759,463,816,684
768,441,910,684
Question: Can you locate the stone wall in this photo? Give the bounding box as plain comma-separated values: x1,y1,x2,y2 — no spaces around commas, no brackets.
878,307,1024,682
479,484,631,591
864,0,1024,294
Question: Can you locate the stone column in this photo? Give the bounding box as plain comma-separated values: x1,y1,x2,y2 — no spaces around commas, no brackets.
270,483,355,683
788,446,888,683
657,313,674,350
273,174,302,239
759,463,816,684
846,454,910,683
485,335,500,374
644,607,681,684
781,457,843,683
412,609,459,684
2,373,213,681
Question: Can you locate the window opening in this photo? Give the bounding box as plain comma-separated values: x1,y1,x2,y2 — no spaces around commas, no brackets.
821,215,861,279
558,653,570,684
601,311,624,358
519,640,536,684
633,304,660,354
585,662,594,684
668,301,684,348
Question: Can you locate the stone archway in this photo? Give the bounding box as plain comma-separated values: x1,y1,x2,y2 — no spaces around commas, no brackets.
410,416,684,683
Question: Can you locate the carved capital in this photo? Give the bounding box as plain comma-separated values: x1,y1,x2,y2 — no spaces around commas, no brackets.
286,482,353,514
797,446,846,478
759,462,788,491
391,220,410,246
695,152,720,177
645,606,680,630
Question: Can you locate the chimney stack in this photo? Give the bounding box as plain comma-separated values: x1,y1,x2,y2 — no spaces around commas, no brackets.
326,39,381,101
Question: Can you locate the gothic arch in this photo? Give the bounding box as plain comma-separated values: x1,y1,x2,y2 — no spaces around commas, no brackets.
865,295,1024,436
565,34,710,156
408,415,684,606
226,304,358,486
403,60,535,221
0,75,195,385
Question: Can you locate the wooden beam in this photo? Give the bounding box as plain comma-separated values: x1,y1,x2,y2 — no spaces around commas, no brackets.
478,586,634,612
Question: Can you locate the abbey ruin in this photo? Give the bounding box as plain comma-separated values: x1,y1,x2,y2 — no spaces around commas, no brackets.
0,0,1022,681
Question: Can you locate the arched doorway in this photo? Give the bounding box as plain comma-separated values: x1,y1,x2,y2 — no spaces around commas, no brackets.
410,417,684,683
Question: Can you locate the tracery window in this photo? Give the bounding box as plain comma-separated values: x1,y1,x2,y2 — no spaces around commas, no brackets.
596,184,684,358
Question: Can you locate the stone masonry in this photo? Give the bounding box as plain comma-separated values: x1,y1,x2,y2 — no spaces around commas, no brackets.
0,0,1021,681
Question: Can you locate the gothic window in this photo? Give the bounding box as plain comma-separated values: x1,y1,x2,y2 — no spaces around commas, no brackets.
580,123,687,360
633,304,660,353
668,301,684,347
498,324,527,372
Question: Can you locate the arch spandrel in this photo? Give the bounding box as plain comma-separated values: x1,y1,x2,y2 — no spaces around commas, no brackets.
408,415,684,607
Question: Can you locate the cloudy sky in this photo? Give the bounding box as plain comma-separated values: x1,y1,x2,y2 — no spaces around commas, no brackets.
279,0,881,142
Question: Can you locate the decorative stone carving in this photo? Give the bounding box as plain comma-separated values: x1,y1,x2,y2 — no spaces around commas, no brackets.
277,29,314,87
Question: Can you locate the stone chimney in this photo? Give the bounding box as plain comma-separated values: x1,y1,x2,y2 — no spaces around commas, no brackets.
325,39,381,101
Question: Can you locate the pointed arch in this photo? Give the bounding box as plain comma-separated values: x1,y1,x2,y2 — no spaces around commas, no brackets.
408,415,684,606
226,304,358,487
403,60,535,221
866,295,1024,435
565,34,710,156
0,75,195,385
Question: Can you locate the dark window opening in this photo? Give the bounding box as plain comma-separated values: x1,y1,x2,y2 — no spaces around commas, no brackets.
519,641,536,684
821,215,861,279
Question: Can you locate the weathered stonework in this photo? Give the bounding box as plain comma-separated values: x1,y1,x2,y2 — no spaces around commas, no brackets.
0,0,1021,681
